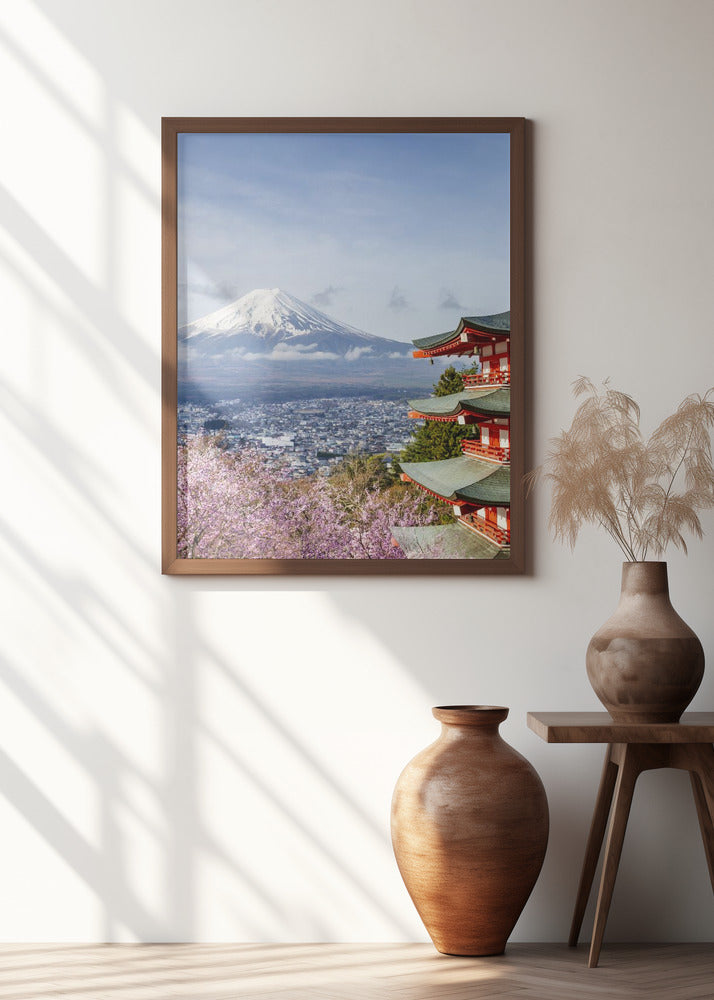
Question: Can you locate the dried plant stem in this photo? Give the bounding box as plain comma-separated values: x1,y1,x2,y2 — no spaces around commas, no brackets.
599,514,637,562
534,380,714,560
662,426,694,503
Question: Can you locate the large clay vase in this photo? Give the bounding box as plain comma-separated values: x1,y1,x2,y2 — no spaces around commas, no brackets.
586,561,704,723
390,706,549,956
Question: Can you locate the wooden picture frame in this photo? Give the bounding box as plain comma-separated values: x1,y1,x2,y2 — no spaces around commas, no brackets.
162,117,526,575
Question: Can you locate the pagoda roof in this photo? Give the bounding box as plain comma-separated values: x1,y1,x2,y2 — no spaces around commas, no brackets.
408,387,510,420
400,455,511,506
412,311,510,357
456,464,511,505
391,524,506,559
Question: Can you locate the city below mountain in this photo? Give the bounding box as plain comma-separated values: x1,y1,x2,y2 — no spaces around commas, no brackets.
178,287,448,403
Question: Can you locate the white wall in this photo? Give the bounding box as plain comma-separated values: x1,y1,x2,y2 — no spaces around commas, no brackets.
1,0,713,943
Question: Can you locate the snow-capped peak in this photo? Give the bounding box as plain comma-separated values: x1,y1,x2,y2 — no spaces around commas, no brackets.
183,287,381,344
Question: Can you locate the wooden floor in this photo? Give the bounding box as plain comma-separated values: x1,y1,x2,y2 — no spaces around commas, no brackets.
0,943,713,1000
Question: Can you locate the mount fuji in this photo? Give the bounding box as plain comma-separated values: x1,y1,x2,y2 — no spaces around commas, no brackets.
178,288,442,402
180,287,410,363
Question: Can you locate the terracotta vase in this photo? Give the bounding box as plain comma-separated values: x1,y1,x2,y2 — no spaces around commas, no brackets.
390,706,549,956
586,562,704,723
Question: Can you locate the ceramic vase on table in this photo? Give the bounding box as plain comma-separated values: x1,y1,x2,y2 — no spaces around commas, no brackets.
390,706,549,957
586,562,704,724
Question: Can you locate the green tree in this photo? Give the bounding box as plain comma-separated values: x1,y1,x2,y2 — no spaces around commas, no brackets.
432,365,469,398
328,451,396,494
397,365,478,468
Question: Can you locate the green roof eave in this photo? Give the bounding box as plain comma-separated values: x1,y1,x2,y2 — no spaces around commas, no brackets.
412,310,510,351
391,524,503,559
460,311,511,334
456,464,511,506
408,387,510,419
401,455,510,505
412,330,463,351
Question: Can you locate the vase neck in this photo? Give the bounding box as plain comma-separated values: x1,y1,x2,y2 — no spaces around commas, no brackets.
620,561,669,597
432,706,508,739
433,705,508,726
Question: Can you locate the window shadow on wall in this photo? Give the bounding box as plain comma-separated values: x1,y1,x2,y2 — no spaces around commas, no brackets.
0,5,416,942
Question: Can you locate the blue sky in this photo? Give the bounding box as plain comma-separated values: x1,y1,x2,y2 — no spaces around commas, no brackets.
177,131,510,342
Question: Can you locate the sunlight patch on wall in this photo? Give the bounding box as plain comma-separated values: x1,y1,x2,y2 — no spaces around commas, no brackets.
188,589,430,939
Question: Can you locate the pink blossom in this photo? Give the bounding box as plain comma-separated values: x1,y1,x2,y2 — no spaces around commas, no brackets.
177,436,437,559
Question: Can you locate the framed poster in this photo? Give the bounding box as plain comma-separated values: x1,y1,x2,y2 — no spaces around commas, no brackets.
162,118,525,575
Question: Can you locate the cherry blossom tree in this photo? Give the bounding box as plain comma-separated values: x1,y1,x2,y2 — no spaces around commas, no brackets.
177,436,437,559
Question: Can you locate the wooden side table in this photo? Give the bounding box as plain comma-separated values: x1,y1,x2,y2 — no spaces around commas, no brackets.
527,712,714,968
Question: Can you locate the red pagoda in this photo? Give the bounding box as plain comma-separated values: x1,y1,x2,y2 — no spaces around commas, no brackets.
394,312,511,559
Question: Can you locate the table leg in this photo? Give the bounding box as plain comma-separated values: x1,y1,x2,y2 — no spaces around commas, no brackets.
569,744,618,947
588,744,640,969
690,744,714,812
686,744,714,894
690,772,714,893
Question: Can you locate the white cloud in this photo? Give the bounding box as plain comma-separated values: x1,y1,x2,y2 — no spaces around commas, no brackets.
185,341,342,363
268,347,339,362
344,346,373,361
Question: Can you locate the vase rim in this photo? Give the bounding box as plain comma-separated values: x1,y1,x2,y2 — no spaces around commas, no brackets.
620,560,670,594
432,705,509,726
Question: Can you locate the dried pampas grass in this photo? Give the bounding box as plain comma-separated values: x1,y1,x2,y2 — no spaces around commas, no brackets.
528,378,714,560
